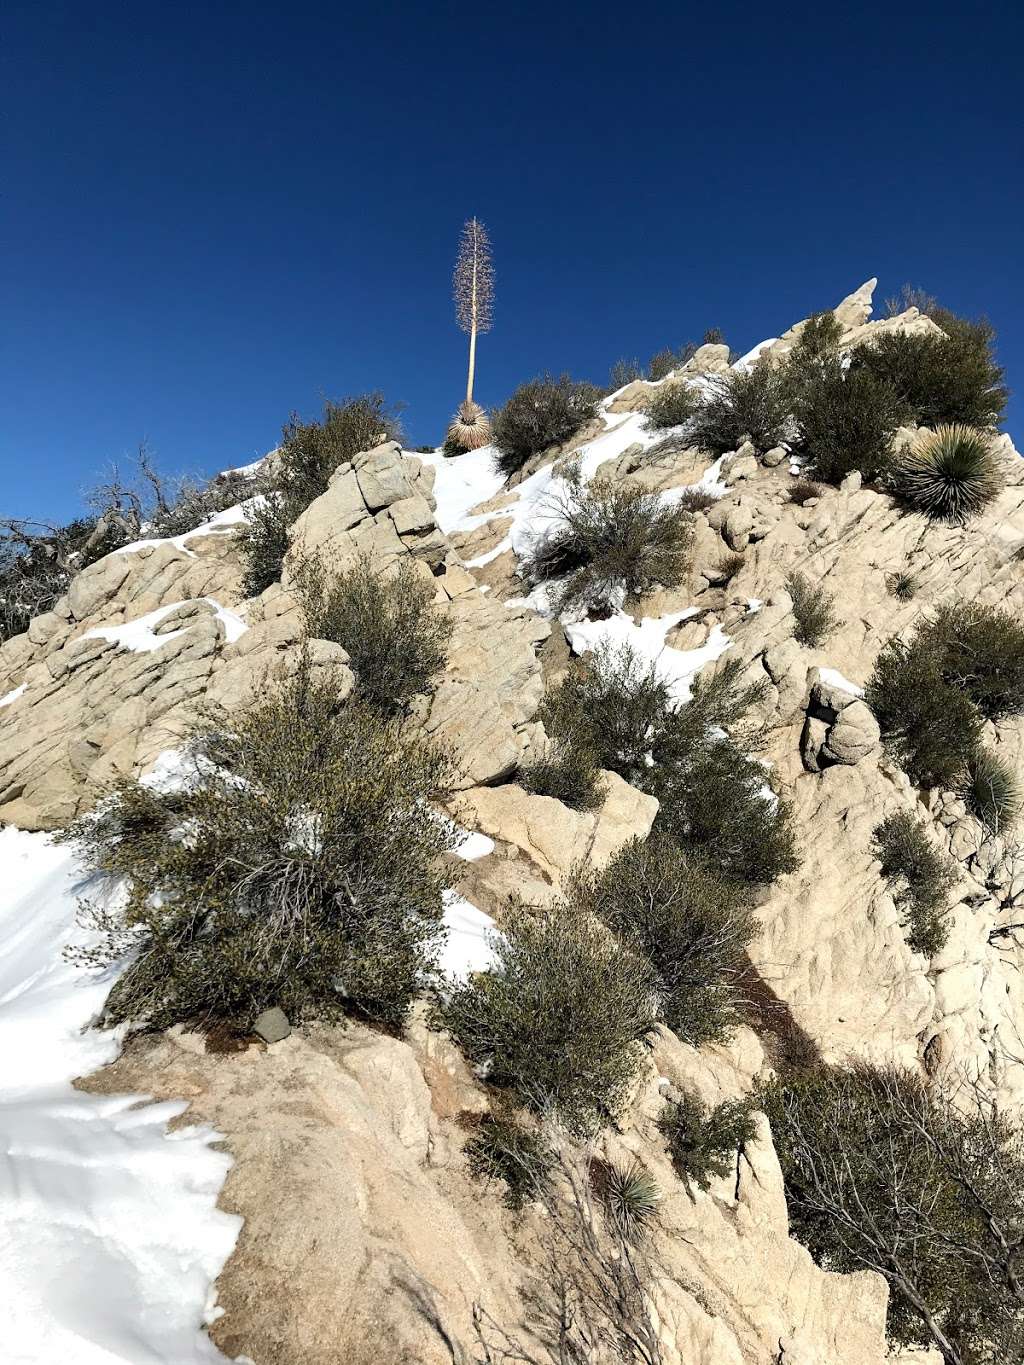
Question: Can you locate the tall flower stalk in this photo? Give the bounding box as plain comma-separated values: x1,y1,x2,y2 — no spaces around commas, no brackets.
447,217,494,452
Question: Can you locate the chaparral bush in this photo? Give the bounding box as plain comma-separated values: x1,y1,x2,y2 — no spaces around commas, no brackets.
688,359,791,456
62,665,457,1032
871,811,956,956
518,738,605,812
643,381,700,432
658,1092,757,1193
296,552,452,712
491,375,602,477
786,570,840,648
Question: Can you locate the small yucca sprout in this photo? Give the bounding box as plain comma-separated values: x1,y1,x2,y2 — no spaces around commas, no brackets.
598,1158,661,1243
886,569,920,601
895,424,1004,525
446,399,491,453
964,749,1022,833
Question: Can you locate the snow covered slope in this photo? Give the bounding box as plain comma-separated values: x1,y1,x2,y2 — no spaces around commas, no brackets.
0,827,240,1365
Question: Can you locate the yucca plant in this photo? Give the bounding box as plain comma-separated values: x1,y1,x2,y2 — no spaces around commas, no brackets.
964,749,1021,833
447,217,495,452
592,1157,661,1244
887,569,920,602
894,424,1004,525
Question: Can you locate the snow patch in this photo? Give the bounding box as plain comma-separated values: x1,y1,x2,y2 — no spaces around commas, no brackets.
0,825,240,1364
437,891,498,981
82,598,247,654
818,666,864,697
114,499,257,559
0,682,26,708
564,609,732,705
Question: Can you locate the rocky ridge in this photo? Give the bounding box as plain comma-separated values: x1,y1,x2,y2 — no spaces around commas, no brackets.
5,277,1020,1362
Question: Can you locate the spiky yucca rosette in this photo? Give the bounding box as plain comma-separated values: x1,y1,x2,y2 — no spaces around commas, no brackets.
446,399,492,452
895,423,1003,525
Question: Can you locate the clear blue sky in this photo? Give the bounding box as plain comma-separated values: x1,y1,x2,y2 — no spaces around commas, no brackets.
4,1,1022,523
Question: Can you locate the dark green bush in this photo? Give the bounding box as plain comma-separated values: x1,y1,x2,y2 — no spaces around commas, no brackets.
608,357,644,390
571,835,754,1045
463,1111,553,1210
649,343,697,382
689,359,791,456
441,899,658,1134
521,472,692,616
674,486,720,514
296,552,452,712
61,667,456,1031
866,633,983,789
919,601,1024,722
518,740,604,812
786,571,840,648
892,424,1004,525
854,320,1008,429
762,1064,1024,1359
491,375,602,477
791,349,902,485
871,811,956,955
240,395,400,593
643,382,699,432
964,748,1021,833
538,642,672,786
658,1092,757,1192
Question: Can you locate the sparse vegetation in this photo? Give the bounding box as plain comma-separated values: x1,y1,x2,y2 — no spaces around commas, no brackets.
787,571,840,647
491,375,602,477
715,551,745,584
518,739,605,811
763,1063,1024,1361
240,395,400,595
787,478,824,506
893,424,1004,525
61,666,457,1032
673,486,720,514
921,601,1024,722
571,835,754,1046
854,317,1008,429
643,382,699,432
296,552,452,712
871,811,956,955
463,1111,553,1210
649,343,697,381
441,899,658,1134
521,470,692,616
688,359,791,456
964,748,1021,834
608,356,644,390
658,1092,757,1193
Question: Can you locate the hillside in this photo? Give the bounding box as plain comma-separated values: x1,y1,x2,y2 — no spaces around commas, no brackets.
2,278,1023,1365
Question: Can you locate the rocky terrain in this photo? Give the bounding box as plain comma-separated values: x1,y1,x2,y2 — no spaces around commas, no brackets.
3,278,1022,1364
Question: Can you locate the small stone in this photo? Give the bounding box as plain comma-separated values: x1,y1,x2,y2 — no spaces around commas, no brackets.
762,446,787,467
253,1007,291,1044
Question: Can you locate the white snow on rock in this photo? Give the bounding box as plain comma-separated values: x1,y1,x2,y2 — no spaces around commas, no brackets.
818,666,865,697
437,891,498,981
82,598,248,654
732,337,778,372
413,446,506,535
565,610,732,704
114,500,257,560
0,681,26,708
0,825,240,1365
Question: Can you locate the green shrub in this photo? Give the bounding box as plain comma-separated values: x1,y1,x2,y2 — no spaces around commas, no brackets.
871,811,956,955
522,471,692,616
689,359,791,455
650,730,799,887
853,320,1008,429
786,571,840,648
791,350,902,485
571,835,754,1046
296,552,452,712
538,642,672,786
886,569,920,601
649,343,697,381
715,551,745,584
441,899,658,1134
674,486,720,514
518,740,605,812
463,1111,553,1210
964,748,1021,833
61,667,457,1031
590,1157,661,1243
787,478,824,506
867,636,982,790
643,382,699,432
240,395,400,593
920,600,1024,722
762,1064,1024,1359
491,375,602,477
892,424,1004,525
658,1092,757,1192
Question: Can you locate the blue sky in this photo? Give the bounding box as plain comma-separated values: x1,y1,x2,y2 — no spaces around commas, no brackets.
4,1,1022,522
